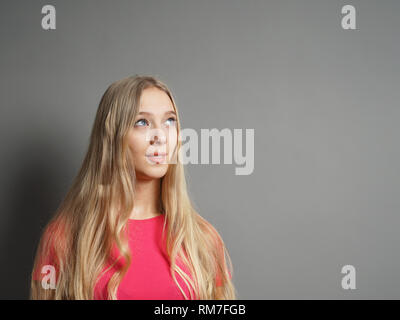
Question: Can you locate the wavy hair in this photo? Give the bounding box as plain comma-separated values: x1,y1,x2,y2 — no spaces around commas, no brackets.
30,75,237,300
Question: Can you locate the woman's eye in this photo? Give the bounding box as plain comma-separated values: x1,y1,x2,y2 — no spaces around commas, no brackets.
165,117,176,126
134,117,175,127
134,119,148,127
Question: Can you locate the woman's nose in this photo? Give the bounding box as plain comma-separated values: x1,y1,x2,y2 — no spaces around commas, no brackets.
150,135,157,145
150,134,166,145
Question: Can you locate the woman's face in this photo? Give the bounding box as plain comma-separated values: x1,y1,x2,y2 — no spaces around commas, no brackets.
127,87,178,180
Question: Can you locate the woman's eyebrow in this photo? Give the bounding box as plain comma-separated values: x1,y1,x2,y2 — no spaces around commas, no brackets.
137,110,176,116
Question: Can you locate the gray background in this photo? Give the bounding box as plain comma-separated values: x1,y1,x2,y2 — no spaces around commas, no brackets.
1,0,399,299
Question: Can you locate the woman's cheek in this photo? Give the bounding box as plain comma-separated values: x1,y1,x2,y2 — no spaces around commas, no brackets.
168,131,178,162
129,136,147,163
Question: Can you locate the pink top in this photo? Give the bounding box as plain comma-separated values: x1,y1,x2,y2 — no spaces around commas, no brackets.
94,214,196,300
33,214,228,299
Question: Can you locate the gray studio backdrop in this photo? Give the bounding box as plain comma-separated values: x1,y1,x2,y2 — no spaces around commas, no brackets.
1,0,399,299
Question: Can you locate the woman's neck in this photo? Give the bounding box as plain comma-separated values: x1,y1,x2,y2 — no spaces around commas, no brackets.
129,178,162,219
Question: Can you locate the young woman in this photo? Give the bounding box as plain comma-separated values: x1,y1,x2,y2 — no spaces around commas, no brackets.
30,75,236,300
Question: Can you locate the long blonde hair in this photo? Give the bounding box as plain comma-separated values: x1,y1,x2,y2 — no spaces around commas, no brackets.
30,75,237,300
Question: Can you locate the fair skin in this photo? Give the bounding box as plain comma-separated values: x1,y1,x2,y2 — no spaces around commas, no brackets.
126,87,178,220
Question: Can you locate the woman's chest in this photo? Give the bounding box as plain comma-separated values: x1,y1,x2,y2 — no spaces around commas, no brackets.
94,233,193,300
116,248,187,299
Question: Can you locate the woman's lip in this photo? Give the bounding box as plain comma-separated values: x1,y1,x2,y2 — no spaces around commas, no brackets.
146,152,167,156
146,152,167,157
146,155,167,163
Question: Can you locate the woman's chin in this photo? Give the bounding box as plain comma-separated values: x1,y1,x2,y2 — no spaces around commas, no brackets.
136,166,168,180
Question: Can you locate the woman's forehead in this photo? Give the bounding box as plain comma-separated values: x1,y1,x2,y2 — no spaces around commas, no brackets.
139,88,174,112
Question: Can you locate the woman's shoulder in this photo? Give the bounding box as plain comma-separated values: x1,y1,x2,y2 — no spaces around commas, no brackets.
32,217,67,281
